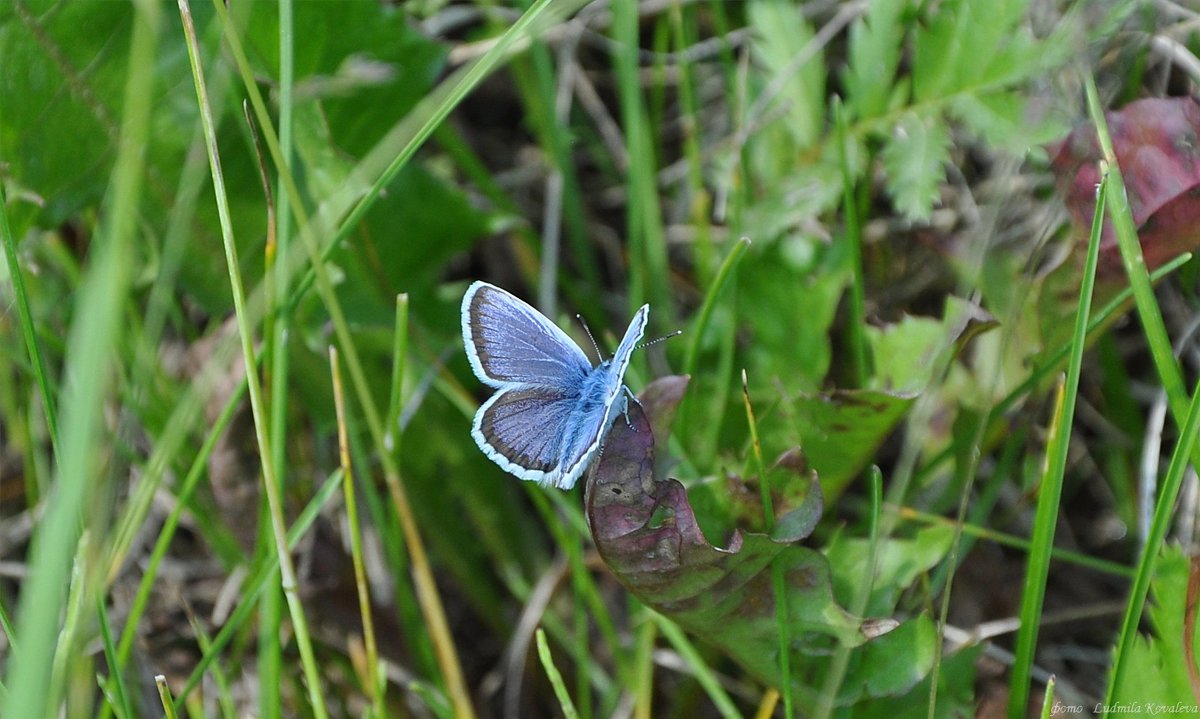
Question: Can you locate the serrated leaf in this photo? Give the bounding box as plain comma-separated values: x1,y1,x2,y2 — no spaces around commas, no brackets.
913,0,1035,100
1111,547,1196,707
748,0,825,149
949,91,1024,147
881,112,950,221
845,0,912,119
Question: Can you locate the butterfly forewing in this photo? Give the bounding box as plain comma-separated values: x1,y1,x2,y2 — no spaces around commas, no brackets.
462,282,591,389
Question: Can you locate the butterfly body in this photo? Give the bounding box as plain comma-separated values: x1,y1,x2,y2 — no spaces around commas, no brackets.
461,281,647,490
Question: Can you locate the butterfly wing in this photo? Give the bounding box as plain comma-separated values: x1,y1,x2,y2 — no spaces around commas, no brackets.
471,384,580,485
551,304,649,490
462,281,592,389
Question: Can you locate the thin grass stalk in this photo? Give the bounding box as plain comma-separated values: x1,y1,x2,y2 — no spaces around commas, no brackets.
1007,172,1107,719
96,595,133,719
176,3,328,716
155,675,180,719
740,370,792,717
667,0,714,284
681,237,750,466
49,532,91,716
0,2,159,715
1039,677,1057,719
0,181,59,457
177,470,342,700
537,627,581,719
0,596,16,655
753,690,780,719
1083,77,1195,442
532,490,620,697
247,87,287,719
386,294,410,445
611,0,670,318
653,614,745,719
835,99,869,386
896,505,1132,579
814,467,883,719
184,606,237,719
684,237,751,376
631,614,657,719
1102,351,1200,711
330,347,384,717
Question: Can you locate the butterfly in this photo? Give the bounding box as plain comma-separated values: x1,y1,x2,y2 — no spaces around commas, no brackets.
461,281,648,490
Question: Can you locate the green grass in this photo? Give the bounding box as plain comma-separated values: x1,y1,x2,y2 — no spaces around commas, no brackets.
1,1,1197,717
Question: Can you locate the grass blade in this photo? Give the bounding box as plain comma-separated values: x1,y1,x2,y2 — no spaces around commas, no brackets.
0,2,161,715
1008,170,1107,719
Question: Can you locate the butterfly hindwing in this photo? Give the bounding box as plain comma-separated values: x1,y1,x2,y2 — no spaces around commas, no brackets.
471,385,578,485
462,282,591,389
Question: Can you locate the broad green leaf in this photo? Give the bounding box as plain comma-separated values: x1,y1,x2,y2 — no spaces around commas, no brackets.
792,389,916,498
837,615,938,702
242,1,445,157
748,0,825,150
854,643,981,717
881,111,950,221
866,314,945,393
738,241,846,396
845,0,912,120
825,525,955,616
0,2,136,224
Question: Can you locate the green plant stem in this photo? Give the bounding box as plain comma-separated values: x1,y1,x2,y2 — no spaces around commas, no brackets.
740,370,792,718
155,675,180,719
1008,172,1106,719
653,615,744,719
611,0,670,318
97,595,133,719
0,182,59,460
176,3,328,716
1104,374,1200,710
1083,77,1191,422
537,628,580,719
330,348,384,717
683,237,752,376
835,98,869,387
0,3,160,716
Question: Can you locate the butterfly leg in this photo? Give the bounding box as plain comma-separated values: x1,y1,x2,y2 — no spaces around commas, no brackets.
621,386,639,431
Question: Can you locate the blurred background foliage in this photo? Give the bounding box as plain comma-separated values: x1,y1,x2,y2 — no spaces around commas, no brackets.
3,0,1200,717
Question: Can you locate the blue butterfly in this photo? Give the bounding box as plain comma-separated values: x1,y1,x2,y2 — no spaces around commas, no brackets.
461,281,648,490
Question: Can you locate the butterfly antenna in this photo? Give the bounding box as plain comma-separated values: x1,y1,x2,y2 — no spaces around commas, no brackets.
577,313,605,361
635,329,683,351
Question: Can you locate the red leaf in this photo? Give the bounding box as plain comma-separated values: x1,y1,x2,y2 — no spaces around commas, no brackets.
1050,96,1200,275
